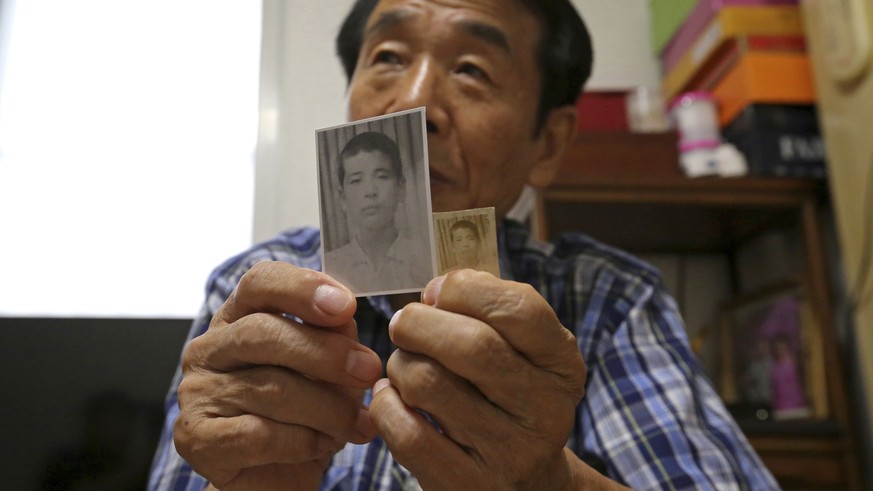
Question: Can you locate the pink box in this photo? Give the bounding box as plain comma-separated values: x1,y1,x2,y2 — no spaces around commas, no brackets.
660,0,797,73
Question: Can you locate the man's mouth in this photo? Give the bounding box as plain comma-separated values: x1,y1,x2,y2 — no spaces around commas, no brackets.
361,205,380,215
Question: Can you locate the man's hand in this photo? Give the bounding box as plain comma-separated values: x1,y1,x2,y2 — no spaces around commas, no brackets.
173,261,382,491
369,270,593,490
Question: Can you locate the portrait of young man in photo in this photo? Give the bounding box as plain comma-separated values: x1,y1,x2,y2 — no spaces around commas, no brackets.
449,220,481,269
149,1,779,490
433,209,500,277
319,114,435,295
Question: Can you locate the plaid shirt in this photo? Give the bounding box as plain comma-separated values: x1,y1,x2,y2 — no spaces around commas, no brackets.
148,220,777,490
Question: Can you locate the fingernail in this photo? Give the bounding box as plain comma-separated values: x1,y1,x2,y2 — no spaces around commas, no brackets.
373,378,391,395
314,284,351,315
346,350,379,383
422,275,445,305
388,309,402,338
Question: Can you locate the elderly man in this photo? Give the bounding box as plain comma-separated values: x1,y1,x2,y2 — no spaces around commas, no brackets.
149,1,777,489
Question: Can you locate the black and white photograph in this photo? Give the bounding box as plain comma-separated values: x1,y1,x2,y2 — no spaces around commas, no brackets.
433,208,500,277
316,107,436,295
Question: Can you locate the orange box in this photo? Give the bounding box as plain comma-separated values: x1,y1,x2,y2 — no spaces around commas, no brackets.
713,51,815,126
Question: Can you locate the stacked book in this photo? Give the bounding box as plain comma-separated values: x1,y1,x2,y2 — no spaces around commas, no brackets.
652,0,826,178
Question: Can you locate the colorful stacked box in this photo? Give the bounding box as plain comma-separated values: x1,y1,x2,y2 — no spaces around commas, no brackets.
651,0,825,177
650,0,698,55
659,0,801,98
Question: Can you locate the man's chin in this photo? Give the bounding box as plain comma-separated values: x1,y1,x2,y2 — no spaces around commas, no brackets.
358,216,394,231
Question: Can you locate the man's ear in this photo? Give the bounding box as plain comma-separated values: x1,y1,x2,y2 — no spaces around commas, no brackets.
526,105,577,189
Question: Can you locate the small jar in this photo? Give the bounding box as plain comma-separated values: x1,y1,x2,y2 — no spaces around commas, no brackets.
626,86,671,133
670,91,720,149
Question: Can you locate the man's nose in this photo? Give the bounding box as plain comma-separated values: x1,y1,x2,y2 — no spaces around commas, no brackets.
388,58,448,134
365,178,378,197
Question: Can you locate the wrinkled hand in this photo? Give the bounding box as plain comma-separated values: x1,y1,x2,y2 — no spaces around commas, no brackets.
174,261,382,491
370,270,588,490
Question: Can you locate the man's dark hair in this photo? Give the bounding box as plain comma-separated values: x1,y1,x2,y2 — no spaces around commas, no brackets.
450,220,480,241
336,0,593,133
339,131,404,188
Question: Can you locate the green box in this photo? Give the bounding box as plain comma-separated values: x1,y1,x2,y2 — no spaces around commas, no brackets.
650,0,698,54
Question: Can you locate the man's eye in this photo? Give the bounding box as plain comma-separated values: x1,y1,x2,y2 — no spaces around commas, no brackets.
456,62,489,81
373,50,402,66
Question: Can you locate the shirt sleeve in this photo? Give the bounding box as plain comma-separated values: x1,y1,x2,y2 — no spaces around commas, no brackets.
570,269,779,490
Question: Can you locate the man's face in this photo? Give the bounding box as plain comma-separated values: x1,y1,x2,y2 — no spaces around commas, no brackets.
346,0,552,217
340,150,402,232
451,227,480,262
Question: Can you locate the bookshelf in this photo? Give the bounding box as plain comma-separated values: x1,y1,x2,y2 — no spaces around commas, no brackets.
535,133,861,490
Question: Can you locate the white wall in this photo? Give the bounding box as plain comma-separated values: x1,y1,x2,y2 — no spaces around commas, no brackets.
575,0,662,90
252,0,662,241
253,0,355,241
0,0,260,318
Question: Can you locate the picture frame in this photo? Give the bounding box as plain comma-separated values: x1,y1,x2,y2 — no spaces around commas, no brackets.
715,281,828,422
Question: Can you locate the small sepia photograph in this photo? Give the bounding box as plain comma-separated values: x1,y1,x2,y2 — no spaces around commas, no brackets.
432,207,500,277
316,107,437,296
716,282,826,422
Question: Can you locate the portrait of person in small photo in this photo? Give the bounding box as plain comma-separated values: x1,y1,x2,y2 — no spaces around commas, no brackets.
450,221,482,269
317,108,436,295
433,208,500,277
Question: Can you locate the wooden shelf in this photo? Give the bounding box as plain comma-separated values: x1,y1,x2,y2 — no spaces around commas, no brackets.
539,177,824,253
537,136,861,489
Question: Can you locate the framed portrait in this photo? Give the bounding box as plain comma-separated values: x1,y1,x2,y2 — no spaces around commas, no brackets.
316,107,437,296
716,282,827,422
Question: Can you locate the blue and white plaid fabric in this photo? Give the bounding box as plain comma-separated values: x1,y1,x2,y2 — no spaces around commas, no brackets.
148,220,777,490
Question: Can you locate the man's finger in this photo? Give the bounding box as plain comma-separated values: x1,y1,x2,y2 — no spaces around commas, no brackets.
213,261,357,329
179,365,376,444
174,412,335,485
369,380,478,491
384,350,516,448
387,305,546,417
422,270,585,381
184,313,382,389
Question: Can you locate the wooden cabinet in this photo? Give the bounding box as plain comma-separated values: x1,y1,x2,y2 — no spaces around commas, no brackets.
536,134,861,489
